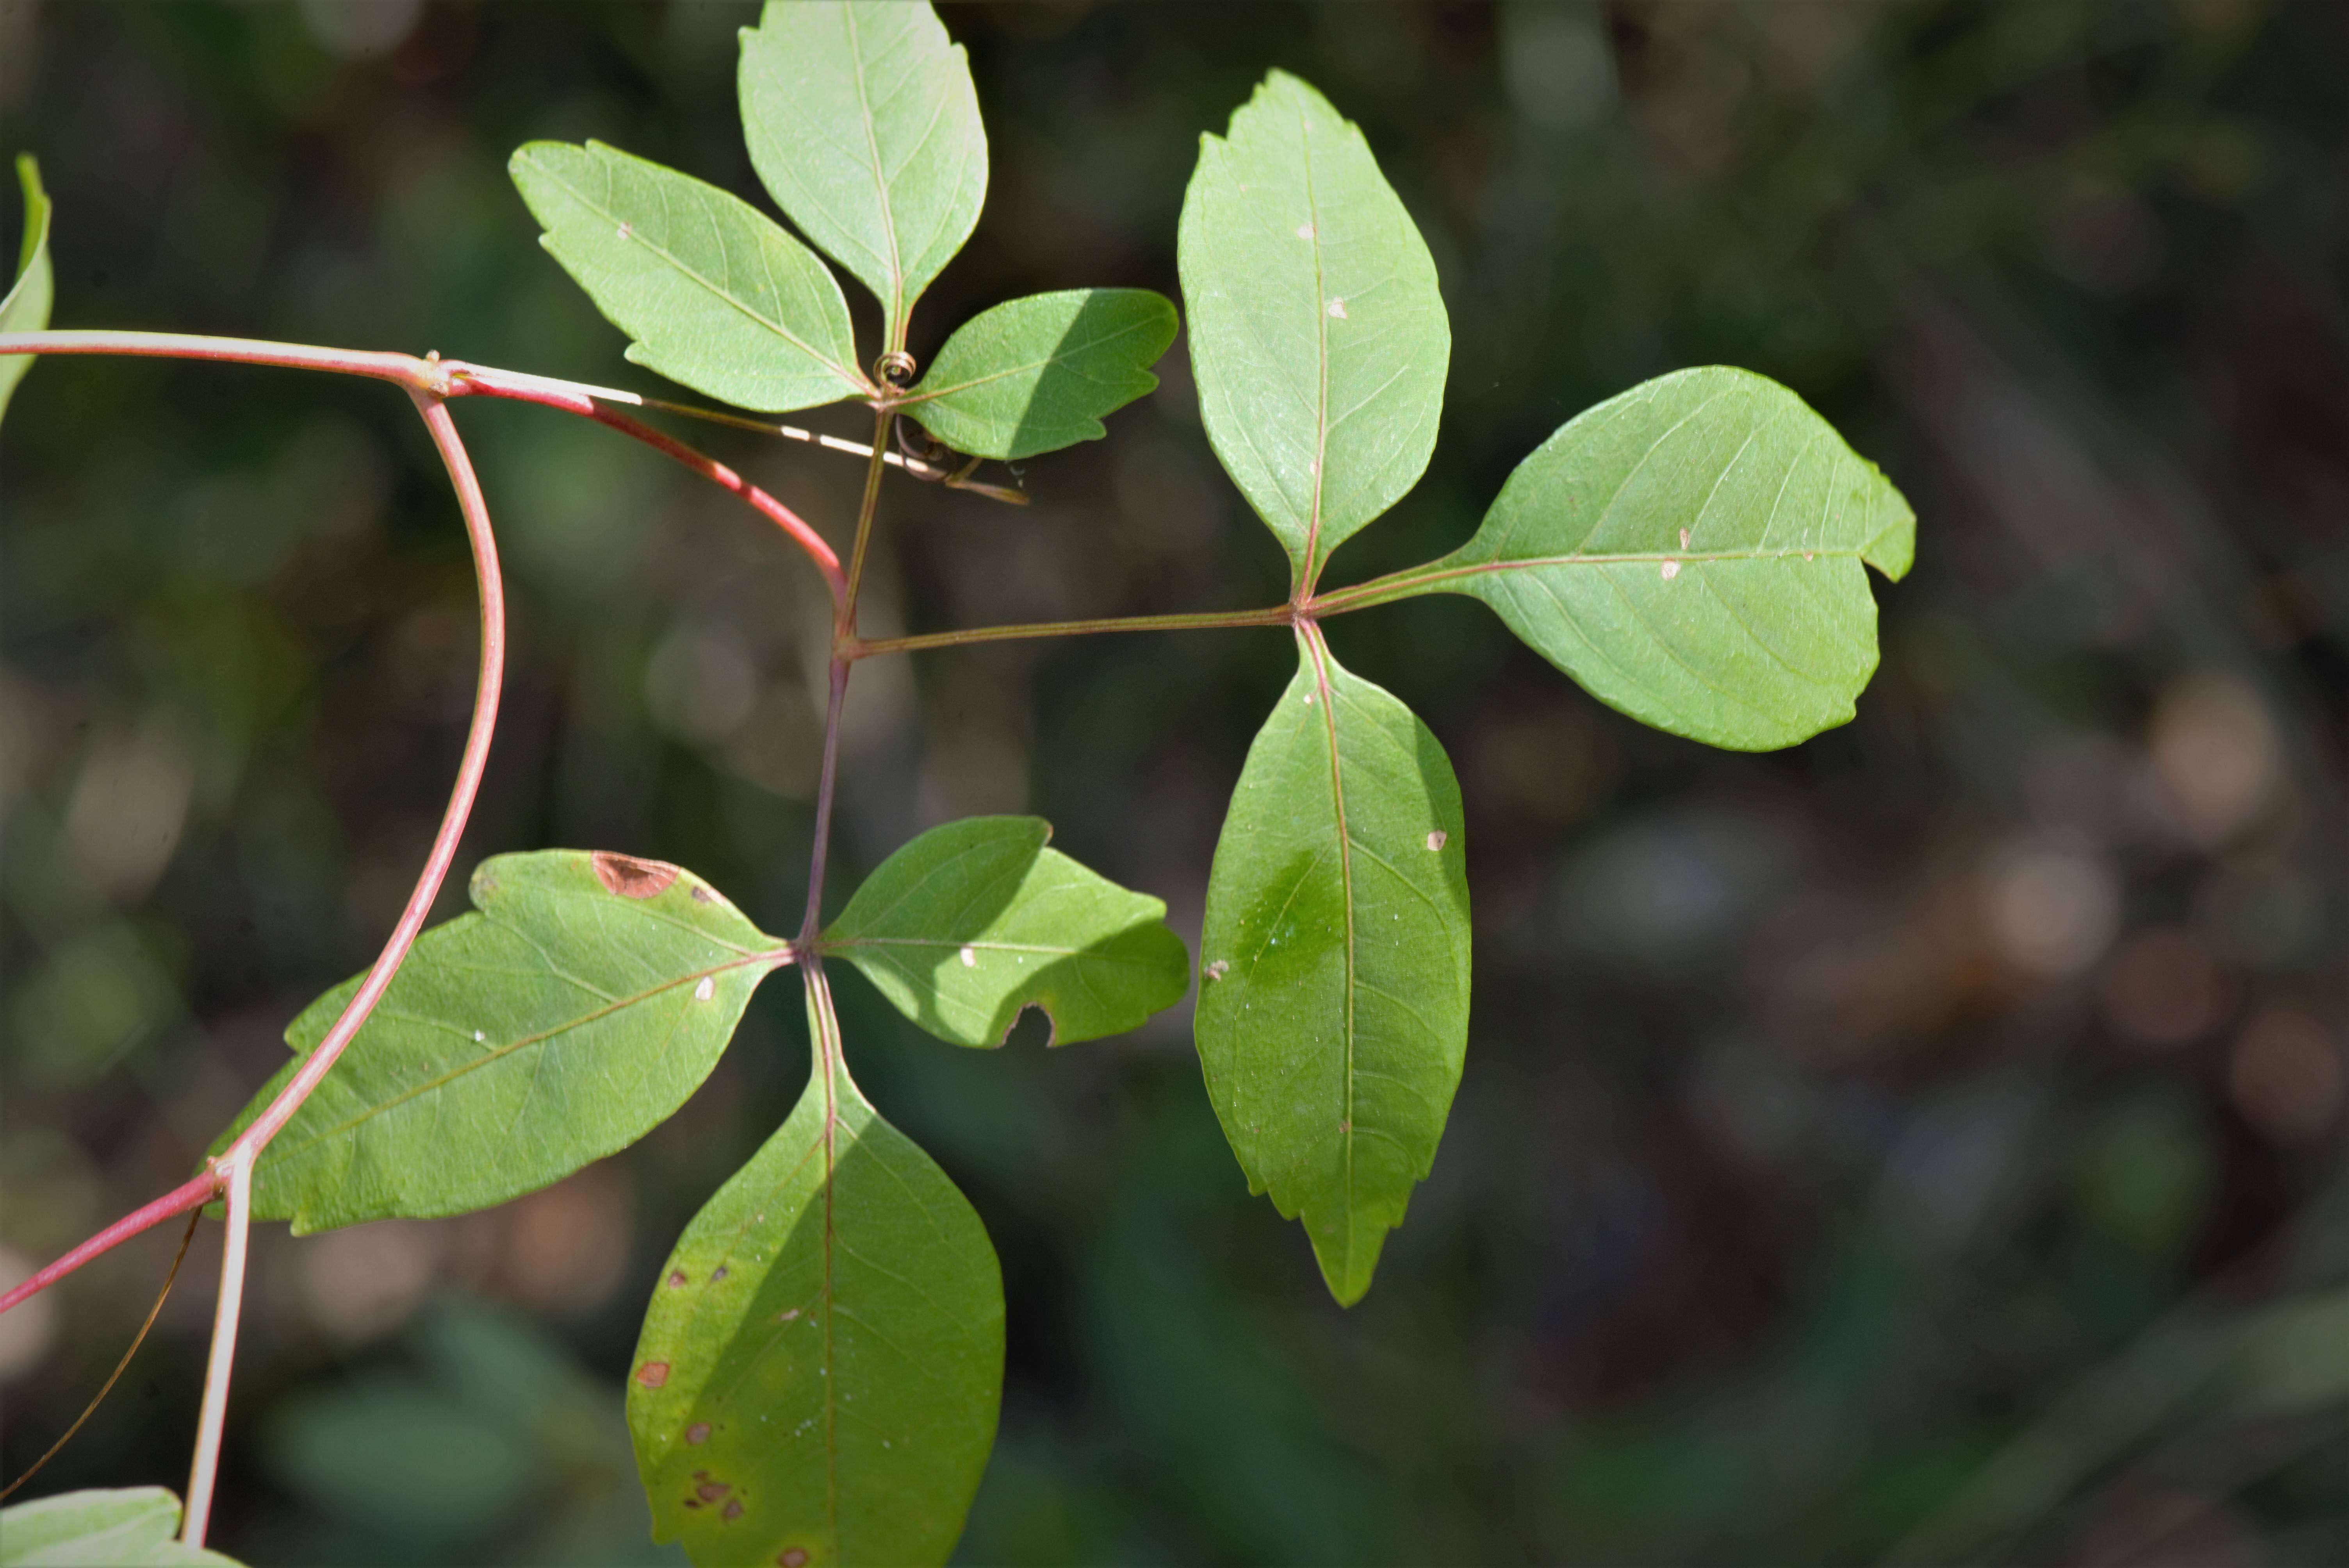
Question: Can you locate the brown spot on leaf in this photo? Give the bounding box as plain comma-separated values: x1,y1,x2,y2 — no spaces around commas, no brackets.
634,1361,670,1388
780,1551,810,1568
685,1422,711,1445
697,1481,731,1502
691,885,714,903
668,1270,689,1288
711,1265,728,1281
778,1307,798,1322
593,851,679,899
723,1499,744,1521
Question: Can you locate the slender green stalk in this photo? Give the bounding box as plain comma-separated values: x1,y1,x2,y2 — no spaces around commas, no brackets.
1302,565,1459,617
840,406,895,630
847,604,1296,659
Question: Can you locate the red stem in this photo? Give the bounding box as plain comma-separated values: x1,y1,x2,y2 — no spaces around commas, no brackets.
225,392,505,1157
0,1173,217,1317
443,362,845,608
0,333,846,605
0,390,507,1319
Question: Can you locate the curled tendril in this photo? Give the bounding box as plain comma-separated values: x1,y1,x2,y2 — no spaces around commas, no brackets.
874,351,917,389
895,418,951,474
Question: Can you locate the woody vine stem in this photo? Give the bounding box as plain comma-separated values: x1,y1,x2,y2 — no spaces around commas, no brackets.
0,325,1365,1543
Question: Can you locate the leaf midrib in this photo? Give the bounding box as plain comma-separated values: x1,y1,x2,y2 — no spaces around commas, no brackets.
1301,627,1358,1277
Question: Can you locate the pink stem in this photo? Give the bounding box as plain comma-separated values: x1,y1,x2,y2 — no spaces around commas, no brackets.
0,392,506,1321
0,1172,217,1317
176,1159,248,1549
0,332,847,606
0,329,428,385
444,362,845,608
220,393,506,1160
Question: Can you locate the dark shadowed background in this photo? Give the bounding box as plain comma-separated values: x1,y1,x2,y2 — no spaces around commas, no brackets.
2,2,2344,1564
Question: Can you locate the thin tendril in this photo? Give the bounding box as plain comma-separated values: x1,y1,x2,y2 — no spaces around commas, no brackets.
0,1210,203,1503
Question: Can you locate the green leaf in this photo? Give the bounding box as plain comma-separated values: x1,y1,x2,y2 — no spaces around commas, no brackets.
823,816,1189,1049
738,0,986,356
510,140,869,412
900,289,1176,461
1195,630,1471,1305
1,153,55,426
1408,366,1915,751
1178,71,1450,592
629,971,1002,1568
212,851,786,1232
0,1488,242,1566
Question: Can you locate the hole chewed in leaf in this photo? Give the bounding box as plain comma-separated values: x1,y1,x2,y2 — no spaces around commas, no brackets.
592,851,679,899
998,1001,1058,1048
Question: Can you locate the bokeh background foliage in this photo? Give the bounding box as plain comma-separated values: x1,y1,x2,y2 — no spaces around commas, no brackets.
2,2,2344,1563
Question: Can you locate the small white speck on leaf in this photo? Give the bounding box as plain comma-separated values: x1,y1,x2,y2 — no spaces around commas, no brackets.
1327,298,1347,318
1296,223,1315,239
1679,528,1691,549
472,1030,485,1043
694,976,715,1001
617,222,631,241
1660,560,1681,581
1303,691,1315,706
1426,830,1448,851
959,945,977,968
1205,960,1230,982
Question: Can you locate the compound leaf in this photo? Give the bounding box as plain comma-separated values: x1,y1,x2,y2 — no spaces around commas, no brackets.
1,153,54,427
1196,631,1470,1305
510,140,869,412
1179,71,1449,592
1409,366,1914,751
629,971,1001,1568
0,1488,242,1566
900,289,1176,461
739,0,986,356
823,816,1189,1049
212,852,786,1232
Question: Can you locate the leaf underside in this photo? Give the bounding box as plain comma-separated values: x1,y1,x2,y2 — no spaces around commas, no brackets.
823,815,1190,1049
629,975,1002,1568
0,1487,243,1566
1178,71,1450,591
1430,365,1917,751
510,139,868,413
0,153,55,427
739,0,986,355
1196,630,1471,1305
901,288,1177,461
212,851,784,1232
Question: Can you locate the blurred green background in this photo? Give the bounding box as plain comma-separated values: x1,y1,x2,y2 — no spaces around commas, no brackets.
2,2,2344,1563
